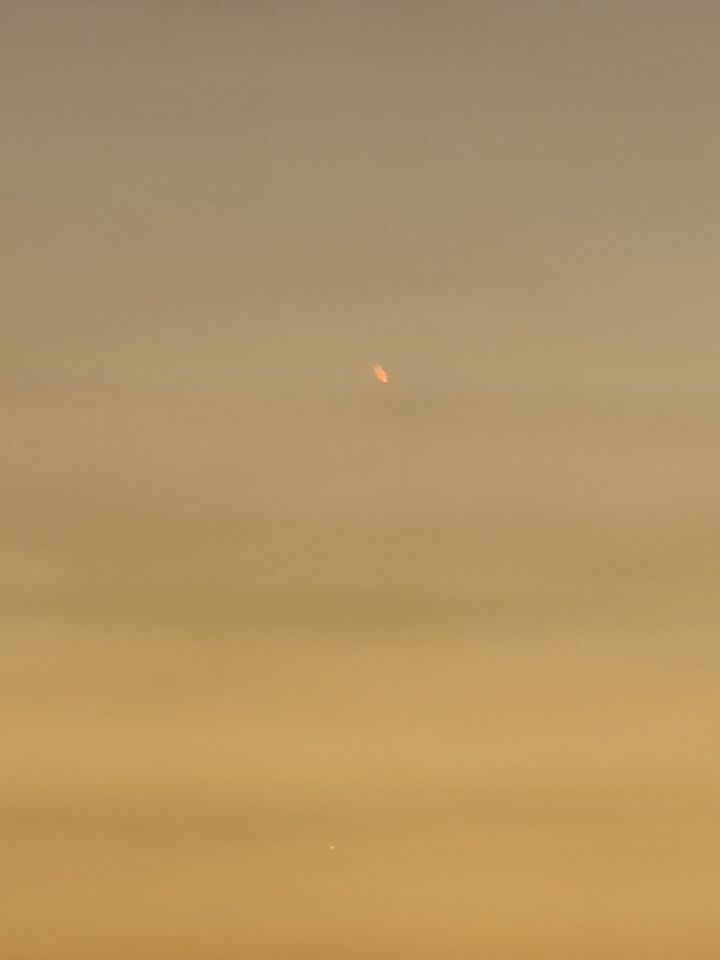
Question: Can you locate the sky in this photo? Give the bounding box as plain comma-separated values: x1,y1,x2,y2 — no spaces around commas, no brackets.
3,2,720,957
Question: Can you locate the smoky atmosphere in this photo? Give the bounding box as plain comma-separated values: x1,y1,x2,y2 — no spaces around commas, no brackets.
3,3,720,958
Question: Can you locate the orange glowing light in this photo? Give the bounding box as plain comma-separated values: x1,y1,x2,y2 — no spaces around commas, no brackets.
373,363,389,385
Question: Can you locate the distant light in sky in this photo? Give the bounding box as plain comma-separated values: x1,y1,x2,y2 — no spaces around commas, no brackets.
373,363,389,385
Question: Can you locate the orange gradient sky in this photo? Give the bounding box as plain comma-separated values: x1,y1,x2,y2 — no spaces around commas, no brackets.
3,3,720,958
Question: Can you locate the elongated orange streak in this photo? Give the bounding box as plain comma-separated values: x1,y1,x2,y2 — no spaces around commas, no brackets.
373,363,389,384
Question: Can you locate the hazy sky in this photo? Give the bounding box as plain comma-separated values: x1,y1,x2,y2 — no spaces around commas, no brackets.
3,2,720,957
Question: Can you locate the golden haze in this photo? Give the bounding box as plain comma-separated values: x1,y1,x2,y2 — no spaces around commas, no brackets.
3,2,720,957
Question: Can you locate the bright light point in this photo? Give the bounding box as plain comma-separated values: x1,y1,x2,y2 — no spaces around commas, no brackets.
329,845,336,851
373,363,389,384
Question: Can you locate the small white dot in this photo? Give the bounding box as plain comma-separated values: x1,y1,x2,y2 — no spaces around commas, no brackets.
329,845,336,851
